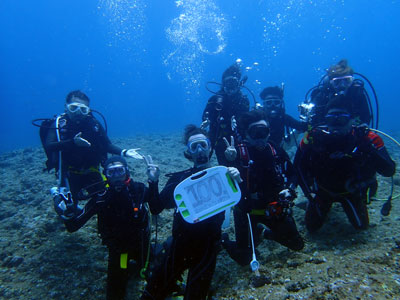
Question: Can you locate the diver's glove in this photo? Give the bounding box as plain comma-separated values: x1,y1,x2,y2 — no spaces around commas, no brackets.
278,188,296,204
122,148,142,159
143,155,160,183
329,151,350,160
223,136,237,161
227,167,243,183
276,188,296,216
200,115,210,130
354,124,370,144
231,115,237,132
354,123,370,138
354,124,383,154
74,132,91,147
51,188,77,220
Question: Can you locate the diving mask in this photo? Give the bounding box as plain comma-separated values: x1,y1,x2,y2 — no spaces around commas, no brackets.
325,112,351,126
330,75,354,91
248,124,270,140
223,76,240,95
67,102,90,115
187,138,211,154
105,164,127,178
263,98,283,109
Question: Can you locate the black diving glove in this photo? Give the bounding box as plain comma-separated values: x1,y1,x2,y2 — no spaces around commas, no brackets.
353,124,374,152
53,189,77,220
353,124,369,139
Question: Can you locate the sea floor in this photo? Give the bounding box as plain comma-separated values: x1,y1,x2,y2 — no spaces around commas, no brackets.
0,132,399,299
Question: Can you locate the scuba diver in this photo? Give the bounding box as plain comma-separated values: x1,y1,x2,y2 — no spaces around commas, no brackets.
61,156,162,300
141,125,241,300
35,90,141,220
299,59,378,129
221,110,304,267
260,85,307,146
294,96,396,232
201,63,250,166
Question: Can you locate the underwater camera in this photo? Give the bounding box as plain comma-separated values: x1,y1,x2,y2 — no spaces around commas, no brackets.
298,101,316,123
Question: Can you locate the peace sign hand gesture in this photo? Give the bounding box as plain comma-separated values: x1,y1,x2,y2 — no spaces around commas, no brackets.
223,136,237,161
143,155,160,183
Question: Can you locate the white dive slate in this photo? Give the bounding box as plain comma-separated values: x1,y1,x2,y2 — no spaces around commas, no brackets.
173,166,241,224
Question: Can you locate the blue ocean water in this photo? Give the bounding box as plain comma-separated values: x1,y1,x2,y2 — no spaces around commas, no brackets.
0,0,399,153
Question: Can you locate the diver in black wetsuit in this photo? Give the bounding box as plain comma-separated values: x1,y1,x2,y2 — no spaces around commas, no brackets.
201,63,250,166
221,110,304,267
294,100,396,232
302,59,373,127
40,90,141,219
141,125,241,300
260,85,307,146
63,156,162,300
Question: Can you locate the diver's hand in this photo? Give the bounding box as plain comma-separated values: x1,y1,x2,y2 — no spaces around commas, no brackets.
354,124,379,153
200,118,210,130
279,188,296,202
122,148,142,159
53,191,76,220
329,151,348,160
144,155,160,182
354,124,369,139
74,132,91,147
231,115,237,131
223,136,237,161
227,167,243,183
278,189,296,213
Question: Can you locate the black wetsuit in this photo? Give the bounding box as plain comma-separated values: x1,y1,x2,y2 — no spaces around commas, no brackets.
202,92,249,165
142,168,224,300
294,128,395,232
222,142,304,266
310,81,371,126
65,180,161,300
268,113,308,146
43,114,122,202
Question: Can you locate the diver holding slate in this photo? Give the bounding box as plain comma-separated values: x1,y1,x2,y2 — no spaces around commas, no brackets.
141,124,241,300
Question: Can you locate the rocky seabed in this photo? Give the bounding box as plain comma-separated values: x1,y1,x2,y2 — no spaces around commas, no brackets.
0,133,399,299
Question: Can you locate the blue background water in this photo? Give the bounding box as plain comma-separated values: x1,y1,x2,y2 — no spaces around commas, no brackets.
0,0,399,153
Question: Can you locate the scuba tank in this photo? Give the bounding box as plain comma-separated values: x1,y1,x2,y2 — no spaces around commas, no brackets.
32,109,108,171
